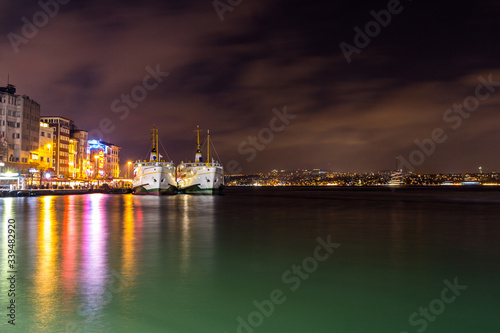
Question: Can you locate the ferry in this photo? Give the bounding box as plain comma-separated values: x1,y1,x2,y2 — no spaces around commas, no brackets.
132,126,177,195
176,126,224,195
386,170,404,186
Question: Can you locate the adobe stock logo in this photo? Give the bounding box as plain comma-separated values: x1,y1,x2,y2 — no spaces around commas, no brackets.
339,0,405,64
225,105,296,175
226,235,340,333
213,0,244,22
397,74,500,172
88,64,169,140
8,0,70,54
400,277,467,333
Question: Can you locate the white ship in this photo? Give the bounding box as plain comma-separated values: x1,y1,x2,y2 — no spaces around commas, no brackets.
176,127,224,195
387,170,405,186
132,126,177,195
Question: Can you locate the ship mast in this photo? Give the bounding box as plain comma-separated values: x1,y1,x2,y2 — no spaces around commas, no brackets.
194,125,203,162
207,129,210,166
150,125,158,162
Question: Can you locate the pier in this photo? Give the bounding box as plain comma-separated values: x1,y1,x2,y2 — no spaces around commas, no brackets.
0,187,132,197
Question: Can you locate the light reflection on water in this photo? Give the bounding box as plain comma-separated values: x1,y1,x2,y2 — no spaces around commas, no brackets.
122,194,137,280
32,196,59,332
0,194,217,332
180,195,192,276
117,194,142,325
79,194,109,330
61,196,78,308
179,195,215,279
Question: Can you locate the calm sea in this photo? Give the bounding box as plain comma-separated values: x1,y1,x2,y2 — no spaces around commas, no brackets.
0,187,499,332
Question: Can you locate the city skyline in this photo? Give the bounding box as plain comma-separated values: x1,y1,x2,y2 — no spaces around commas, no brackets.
1,0,500,174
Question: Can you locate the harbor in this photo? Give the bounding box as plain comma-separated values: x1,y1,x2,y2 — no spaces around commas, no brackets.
1,124,226,197
0,187,131,197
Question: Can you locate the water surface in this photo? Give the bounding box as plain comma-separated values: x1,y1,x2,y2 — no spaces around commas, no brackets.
0,187,499,332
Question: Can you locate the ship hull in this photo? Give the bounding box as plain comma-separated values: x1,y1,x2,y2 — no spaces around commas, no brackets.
180,184,225,195
177,163,224,195
133,163,177,195
132,185,177,195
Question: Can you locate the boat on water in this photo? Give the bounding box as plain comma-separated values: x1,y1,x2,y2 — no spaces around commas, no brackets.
132,126,177,195
176,126,224,195
386,170,405,186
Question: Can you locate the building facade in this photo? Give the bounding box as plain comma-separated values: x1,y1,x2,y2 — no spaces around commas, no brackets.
30,122,54,172
40,116,71,178
107,143,121,178
0,86,123,180
0,84,40,172
88,140,121,180
70,128,88,179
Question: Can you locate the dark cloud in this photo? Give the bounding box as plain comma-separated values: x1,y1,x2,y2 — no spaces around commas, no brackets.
1,0,500,173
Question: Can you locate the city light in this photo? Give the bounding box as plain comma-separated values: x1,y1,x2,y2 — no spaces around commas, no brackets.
2,172,20,177
88,140,106,150
127,161,132,179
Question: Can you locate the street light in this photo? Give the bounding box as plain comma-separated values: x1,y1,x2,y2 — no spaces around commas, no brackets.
127,161,132,179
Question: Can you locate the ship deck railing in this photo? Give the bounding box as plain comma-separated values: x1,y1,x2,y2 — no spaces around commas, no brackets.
178,162,223,168
134,161,174,166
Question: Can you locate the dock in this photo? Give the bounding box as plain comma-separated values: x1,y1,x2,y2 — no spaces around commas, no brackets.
0,188,132,197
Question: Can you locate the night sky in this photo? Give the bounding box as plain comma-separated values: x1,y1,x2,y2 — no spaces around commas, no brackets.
1,0,500,174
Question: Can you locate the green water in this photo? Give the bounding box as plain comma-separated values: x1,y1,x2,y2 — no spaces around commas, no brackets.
0,187,499,332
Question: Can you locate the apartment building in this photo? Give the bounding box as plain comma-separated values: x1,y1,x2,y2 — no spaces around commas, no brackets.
0,84,40,172
88,139,121,179
70,128,88,179
40,116,71,178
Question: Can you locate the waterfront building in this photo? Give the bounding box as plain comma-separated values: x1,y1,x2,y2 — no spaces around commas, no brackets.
70,128,89,179
40,116,72,178
68,138,77,178
107,143,121,178
87,139,121,180
29,121,54,172
0,84,40,173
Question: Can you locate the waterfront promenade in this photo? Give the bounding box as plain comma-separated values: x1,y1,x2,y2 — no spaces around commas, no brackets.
0,187,131,197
